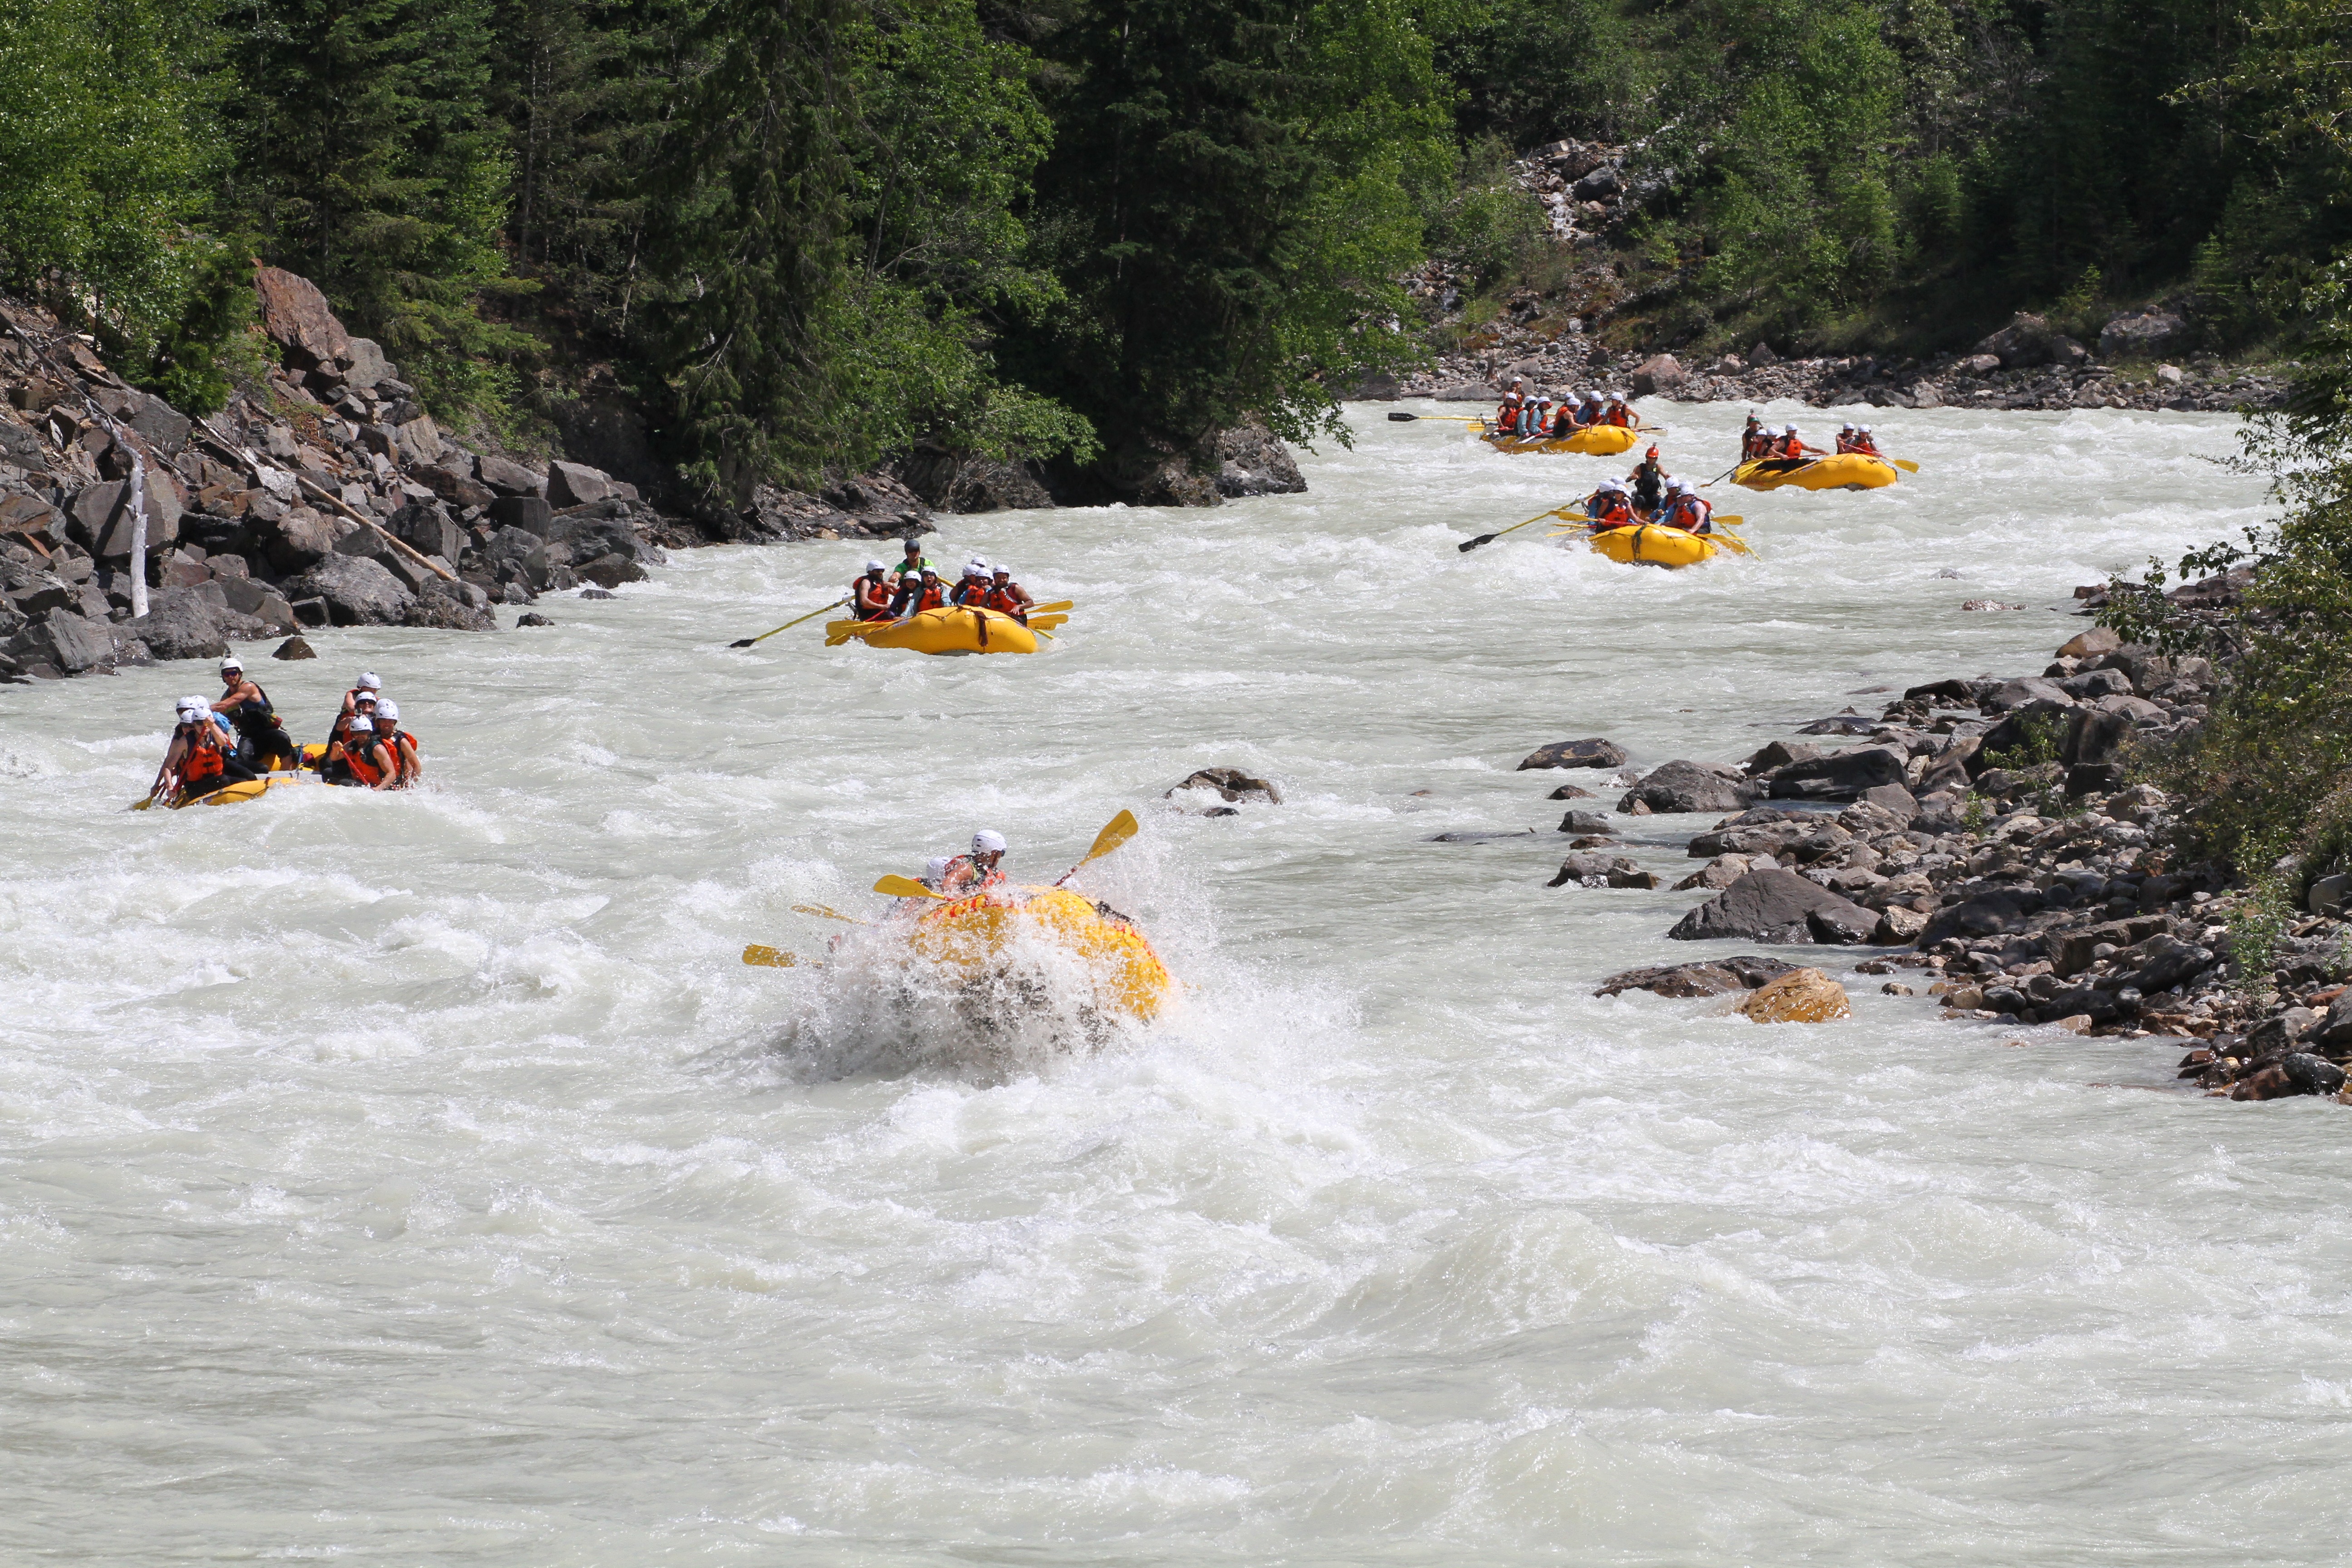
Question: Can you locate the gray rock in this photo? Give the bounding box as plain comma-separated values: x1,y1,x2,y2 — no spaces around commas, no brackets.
2247,1008,2319,1059
1213,421,1306,498
1985,676,2073,711
1519,737,1628,770
24,606,115,672
1595,955,1799,997
1743,740,1821,774
338,338,390,390
1431,381,1497,402
2099,309,2190,359
1666,867,1881,944
575,555,645,589
0,419,48,471
475,455,547,497
489,495,554,536
1167,767,1281,804
1618,759,1750,814
546,460,613,509
261,505,336,572
1548,852,1658,889
395,414,442,466
2283,1053,2348,1096
481,526,552,590
387,499,461,565
118,586,227,662
216,576,295,630
1630,354,1683,396
1768,746,1906,801
284,554,414,626
515,612,554,627
1558,809,1616,835
124,394,191,457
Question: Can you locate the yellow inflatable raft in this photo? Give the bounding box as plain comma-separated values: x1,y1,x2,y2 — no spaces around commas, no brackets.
1589,523,1718,568
904,883,1173,1022
825,605,1057,655
1732,454,1897,491
1484,425,1640,457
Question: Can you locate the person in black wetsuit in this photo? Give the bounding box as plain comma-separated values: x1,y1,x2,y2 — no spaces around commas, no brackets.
1627,446,1666,516
211,657,296,769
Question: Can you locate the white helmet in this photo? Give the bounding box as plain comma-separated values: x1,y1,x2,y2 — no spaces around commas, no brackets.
1668,478,1688,492
972,829,1007,855
374,699,399,721
1600,478,1626,492
174,697,200,715
966,560,987,576
1783,424,1798,434
1859,425,1872,434
865,558,885,572
353,689,377,705
348,716,374,734
1839,421,1854,431
356,672,382,691
924,856,951,880
220,657,242,674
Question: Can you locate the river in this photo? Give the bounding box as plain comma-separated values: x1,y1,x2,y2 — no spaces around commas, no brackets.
7,400,2349,1564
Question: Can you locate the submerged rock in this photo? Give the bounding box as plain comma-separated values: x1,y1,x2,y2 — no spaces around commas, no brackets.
1595,955,1798,998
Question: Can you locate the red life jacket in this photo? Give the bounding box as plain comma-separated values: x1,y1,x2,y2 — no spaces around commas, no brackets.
181,723,226,786
1591,496,1633,528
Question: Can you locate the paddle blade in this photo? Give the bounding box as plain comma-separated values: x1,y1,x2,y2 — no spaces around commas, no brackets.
793,903,867,925
1387,411,1417,421
1892,458,1919,473
1083,809,1141,865
873,874,948,899
1713,514,1744,526
1457,533,1497,553
742,944,797,968
130,797,152,811
1026,600,1073,614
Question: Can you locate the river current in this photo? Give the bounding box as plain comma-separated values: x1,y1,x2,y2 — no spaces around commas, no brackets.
7,400,2348,1564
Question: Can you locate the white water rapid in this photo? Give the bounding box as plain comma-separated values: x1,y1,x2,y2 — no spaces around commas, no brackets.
9,401,2349,1564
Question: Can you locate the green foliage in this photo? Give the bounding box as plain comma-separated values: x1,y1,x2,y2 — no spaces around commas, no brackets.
1009,0,1453,457
2220,877,2296,990
223,0,536,421
1985,710,2067,771
142,237,259,413
1422,137,1548,288
0,0,225,360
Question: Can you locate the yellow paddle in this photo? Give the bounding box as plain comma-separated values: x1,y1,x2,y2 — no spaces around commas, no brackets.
794,903,866,925
1055,809,1140,886
730,597,848,648
1890,458,1920,473
874,874,950,899
742,944,798,967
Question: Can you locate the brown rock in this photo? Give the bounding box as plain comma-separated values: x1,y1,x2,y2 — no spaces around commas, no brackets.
1594,955,1798,998
253,267,350,368
1738,968,1852,1024
1630,353,1685,396
1519,737,1629,771
2057,626,2122,661
1166,767,1280,804
272,634,317,660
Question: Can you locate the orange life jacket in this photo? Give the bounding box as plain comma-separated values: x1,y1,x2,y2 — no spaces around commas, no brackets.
853,575,892,617
181,723,226,786
982,584,1027,618
1590,496,1634,528
343,737,387,788
1602,406,1632,427
1852,434,1880,455
911,583,947,612
943,855,1005,892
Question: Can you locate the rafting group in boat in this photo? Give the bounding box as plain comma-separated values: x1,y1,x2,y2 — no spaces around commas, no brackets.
1495,381,1636,440
1739,414,1882,462
852,538,1035,624
148,664,421,807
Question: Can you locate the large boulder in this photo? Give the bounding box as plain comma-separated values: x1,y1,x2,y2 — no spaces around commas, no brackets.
1630,353,1684,397
1916,887,2048,948
489,495,554,537
476,454,547,498
1431,381,1497,402
16,606,115,672
1767,745,1906,801
260,505,337,573
546,460,615,509
125,392,191,458
67,475,181,559
1519,737,1628,771
253,266,350,368
544,505,663,565
284,554,414,626
402,578,496,630
118,586,228,661
1618,759,1751,814
1594,955,1798,997
338,338,391,390
1971,312,2087,371
1666,867,1881,944
1547,852,1659,889
2098,308,2190,359
1213,421,1306,498
386,499,462,565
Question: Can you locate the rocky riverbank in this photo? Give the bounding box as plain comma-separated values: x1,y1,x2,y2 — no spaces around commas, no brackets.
0,268,955,685
1532,571,2350,1107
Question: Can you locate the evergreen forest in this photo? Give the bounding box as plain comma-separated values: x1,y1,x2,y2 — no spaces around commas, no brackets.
6,0,2352,500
